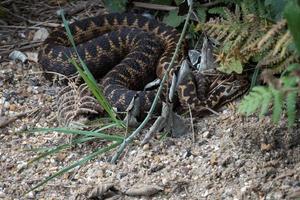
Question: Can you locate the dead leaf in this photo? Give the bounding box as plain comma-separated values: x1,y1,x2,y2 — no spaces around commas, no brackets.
26,52,39,63
210,153,218,165
260,143,273,151
33,28,49,41
125,184,163,197
88,182,119,199
0,109,37,128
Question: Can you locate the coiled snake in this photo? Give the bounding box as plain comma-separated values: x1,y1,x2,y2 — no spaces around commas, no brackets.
38,13,248,115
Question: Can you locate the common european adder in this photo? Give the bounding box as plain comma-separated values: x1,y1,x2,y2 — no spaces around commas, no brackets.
38,13,248,114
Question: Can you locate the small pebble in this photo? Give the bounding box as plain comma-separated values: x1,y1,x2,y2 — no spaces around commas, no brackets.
202,131,211,138
26,191,35,199
225,128,231,133
33,28,49,41
50,158,56,164
143,143,150,151
16,161,27,171
0,191,6,198
4,101,10,108
161,178,168,185
9,104,16,111
15,124,27,132
27,86,32,93
0,97,5,104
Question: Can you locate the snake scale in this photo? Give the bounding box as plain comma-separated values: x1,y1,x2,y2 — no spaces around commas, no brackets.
38,13,248,115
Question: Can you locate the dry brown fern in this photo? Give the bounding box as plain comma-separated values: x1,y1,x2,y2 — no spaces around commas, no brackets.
256,20,300,71
55,80,102,126
196,4,299,74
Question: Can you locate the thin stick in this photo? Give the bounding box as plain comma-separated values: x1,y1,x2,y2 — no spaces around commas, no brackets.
0,42,42,56
133,2,178,11
205,107,220,116
0,25,41,30
111,0,194,163
188,104,195,143
1,7,60,27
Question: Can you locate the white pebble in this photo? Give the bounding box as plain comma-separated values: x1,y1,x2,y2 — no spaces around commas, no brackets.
4,101,10,108
0,97,5,104
17,161,28,170
27,86,32,93
26,191,35,198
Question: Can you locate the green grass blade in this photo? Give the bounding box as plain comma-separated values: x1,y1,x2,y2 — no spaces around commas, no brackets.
61,13,123,127
250,66,260,89
28,136,96,164
95,123,120,132
69,60,122,126
26,141,121,195
26,127,124,142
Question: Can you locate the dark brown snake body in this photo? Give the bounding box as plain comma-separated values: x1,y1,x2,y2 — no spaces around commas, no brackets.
38,13,248,114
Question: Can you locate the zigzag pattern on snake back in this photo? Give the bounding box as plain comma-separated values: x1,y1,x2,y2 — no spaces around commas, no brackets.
38,13,248,115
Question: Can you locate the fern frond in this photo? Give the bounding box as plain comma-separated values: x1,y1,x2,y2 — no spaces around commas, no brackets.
223,7,236,22
231,34,243,50
273,31,292,56
216,26,230,41
238,86,268,116
258,87,273,118
200,2,299,74
259,49,289,67
239,63,299,127
279,37,293,58
56,82,102,126
223,28,239,44
286,91,297,126
234,4,241,21
208,7,226,17
257,19,287,49
274,54,300,74
240,1,250,19
241,0,259,15
270,88,283,123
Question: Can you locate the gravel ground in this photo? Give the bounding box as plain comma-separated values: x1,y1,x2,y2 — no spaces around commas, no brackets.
1,59,300,199
1,1,300,199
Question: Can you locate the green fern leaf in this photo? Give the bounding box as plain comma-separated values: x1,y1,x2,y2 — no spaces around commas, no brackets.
282,76,298,87
103,0,127,13
163,10,185,27
238,95,253,115
224,7,235,22
258,87,273,118
241,0,258,14
208,7,227,17
238,86,264,115
281,63,300,77
219,58,243,74
196,7,207,23
270,88,283,123
286,91,297,127
234,4,241,21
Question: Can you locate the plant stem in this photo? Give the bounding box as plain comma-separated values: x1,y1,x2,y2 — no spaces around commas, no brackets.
111,0,194,163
